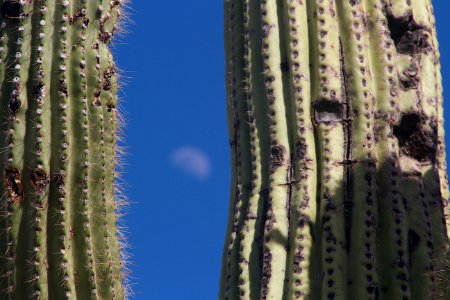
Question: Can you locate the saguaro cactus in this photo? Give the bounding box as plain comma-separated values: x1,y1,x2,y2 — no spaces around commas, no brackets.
0,0,126,299
221,0,449,299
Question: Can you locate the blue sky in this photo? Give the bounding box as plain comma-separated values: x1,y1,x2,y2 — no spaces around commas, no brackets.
113,2,450,299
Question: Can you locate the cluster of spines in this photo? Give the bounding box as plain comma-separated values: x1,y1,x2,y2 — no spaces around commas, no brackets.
220,0,449,299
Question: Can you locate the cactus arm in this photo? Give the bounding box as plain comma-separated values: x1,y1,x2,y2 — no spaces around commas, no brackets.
46,0,77,298
281,1,318,298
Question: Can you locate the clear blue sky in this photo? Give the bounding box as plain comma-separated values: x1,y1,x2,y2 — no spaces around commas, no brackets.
113,2,450,299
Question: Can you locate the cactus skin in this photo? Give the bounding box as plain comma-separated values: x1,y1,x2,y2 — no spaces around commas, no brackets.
221,0,450,299
0,0,126,299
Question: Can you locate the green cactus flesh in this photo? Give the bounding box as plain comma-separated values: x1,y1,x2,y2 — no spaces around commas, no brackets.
0,0,126,299
221,0,449,299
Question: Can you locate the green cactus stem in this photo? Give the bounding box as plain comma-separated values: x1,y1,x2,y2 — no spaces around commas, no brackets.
220,0,449,299
0,0,127,299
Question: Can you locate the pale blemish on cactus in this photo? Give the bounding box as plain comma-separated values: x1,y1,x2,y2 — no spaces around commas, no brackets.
220,0,449,299
0,0,128,299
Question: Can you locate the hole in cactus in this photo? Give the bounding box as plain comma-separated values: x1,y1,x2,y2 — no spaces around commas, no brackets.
30,169,49,195
393,113,437,162
1,1,20,20
386,13,432,55
270,144,286,168
313,99,343,123
4,168,23,204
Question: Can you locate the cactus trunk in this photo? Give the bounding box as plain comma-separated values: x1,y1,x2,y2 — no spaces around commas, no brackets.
220,0,449,299
0,1,126,299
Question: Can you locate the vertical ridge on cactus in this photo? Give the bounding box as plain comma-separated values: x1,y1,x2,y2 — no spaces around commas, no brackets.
220,0,450,299
0,0,127,299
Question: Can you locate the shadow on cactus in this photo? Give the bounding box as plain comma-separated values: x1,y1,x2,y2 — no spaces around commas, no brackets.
0,0,129,299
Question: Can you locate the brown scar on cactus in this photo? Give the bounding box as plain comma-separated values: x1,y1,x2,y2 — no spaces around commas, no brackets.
4,168,23,204
270,145,286,168
30,169,49,195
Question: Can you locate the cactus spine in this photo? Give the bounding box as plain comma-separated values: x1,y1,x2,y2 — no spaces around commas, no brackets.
221,0,449,299
0,0,126,299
